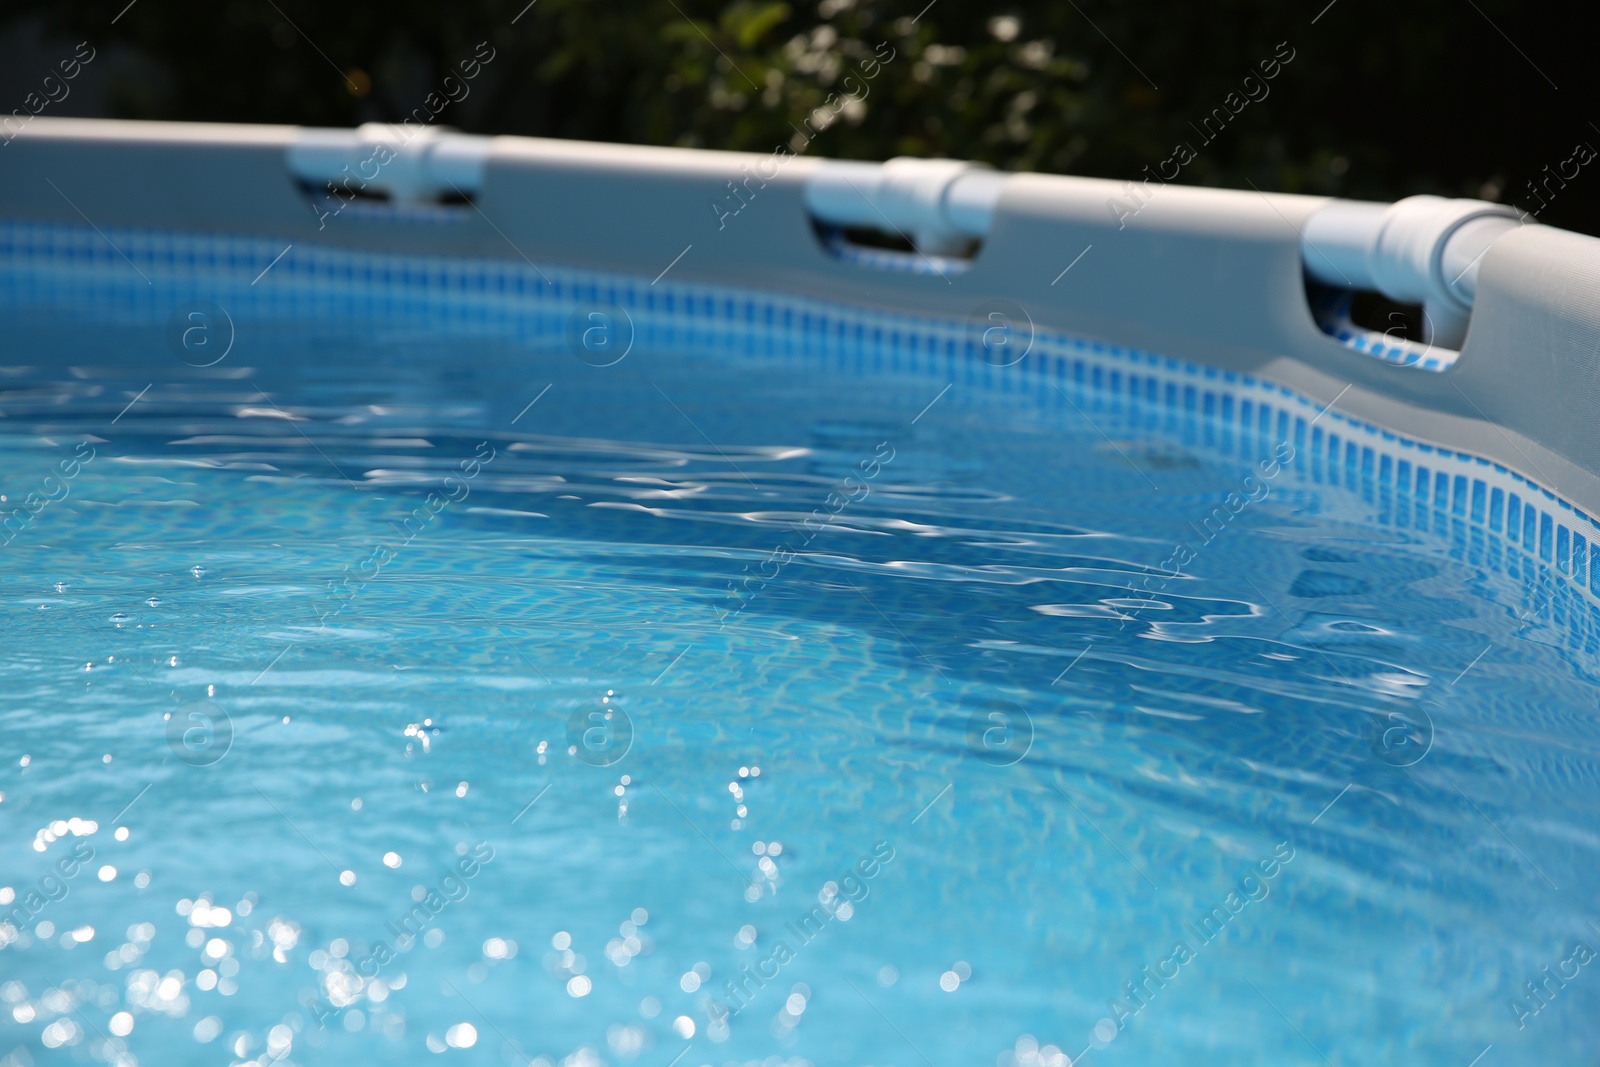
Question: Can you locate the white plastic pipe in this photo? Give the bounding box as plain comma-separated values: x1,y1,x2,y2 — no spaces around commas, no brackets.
944,170,1008,238
1439,213,1522,303
1300,200,1387,290
1301,194,1524,346
803,158,1003,254
287,123,493,203
801,160,887,231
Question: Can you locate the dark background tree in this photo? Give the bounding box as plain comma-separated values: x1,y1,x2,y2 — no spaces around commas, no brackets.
3,0,1594,233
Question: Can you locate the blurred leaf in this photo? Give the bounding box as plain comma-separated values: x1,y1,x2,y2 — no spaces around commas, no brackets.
721,1,790,50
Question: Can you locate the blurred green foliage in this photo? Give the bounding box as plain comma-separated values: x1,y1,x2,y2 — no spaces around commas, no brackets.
6,0,1598,232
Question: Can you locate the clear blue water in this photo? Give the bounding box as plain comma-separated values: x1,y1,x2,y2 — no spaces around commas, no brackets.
3,251,1600,1067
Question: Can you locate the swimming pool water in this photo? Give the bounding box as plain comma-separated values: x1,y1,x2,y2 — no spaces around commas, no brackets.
2,240,1600,1067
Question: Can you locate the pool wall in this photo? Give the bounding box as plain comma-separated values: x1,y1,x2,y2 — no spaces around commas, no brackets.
5,117,1600,516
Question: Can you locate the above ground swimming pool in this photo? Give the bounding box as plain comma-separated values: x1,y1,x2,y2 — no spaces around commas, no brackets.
3,119,1600,1067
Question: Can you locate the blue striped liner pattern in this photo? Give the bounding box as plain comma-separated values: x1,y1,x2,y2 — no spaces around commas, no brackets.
1308,287,1456,372
1,218,1596,649
816,226,975,277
